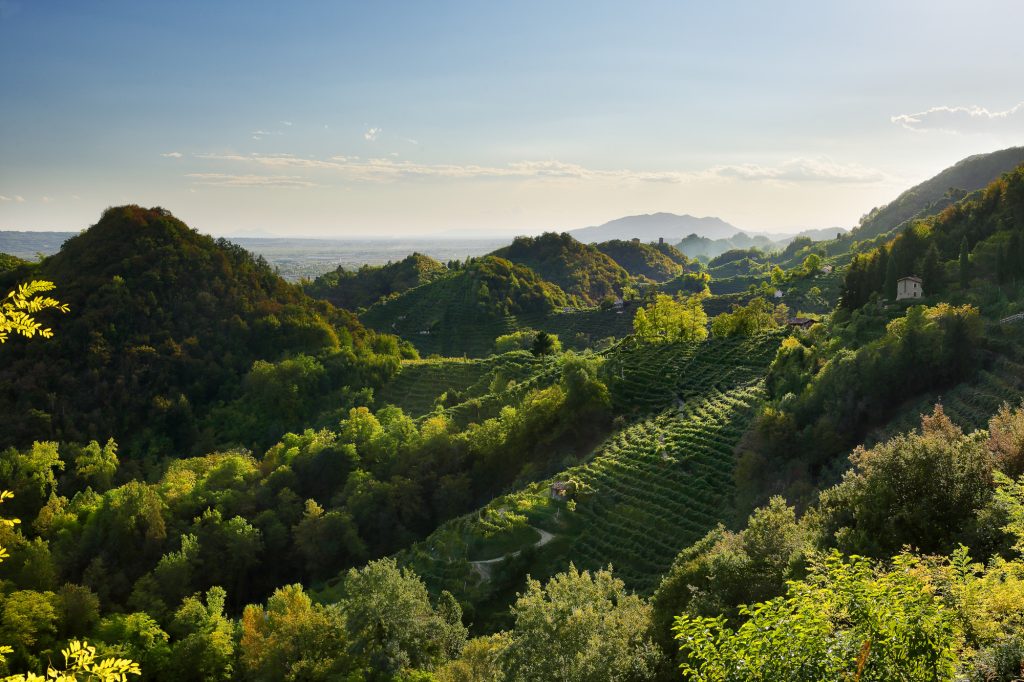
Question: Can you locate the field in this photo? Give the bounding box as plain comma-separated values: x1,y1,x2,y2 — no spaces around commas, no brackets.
398,334,782,623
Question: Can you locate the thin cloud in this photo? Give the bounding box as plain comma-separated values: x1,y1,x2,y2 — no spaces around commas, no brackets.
194,152,892,186
0,194,25,202
891,102,1024,133
281,120,293,127
161,151,183,158
364,127,382,141
185,172,318,188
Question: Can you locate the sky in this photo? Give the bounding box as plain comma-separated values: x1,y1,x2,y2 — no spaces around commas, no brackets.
1,1,1023,238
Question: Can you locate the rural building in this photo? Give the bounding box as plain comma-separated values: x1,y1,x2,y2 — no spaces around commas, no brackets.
896,276,923,300
773,289,784,299
786,317,816,330
821,264,833,274
550,481,572,500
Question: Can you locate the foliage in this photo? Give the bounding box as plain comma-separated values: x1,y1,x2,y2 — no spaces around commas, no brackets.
3,639,140,682
0,281,68,344
341,558,466,677
710,298,780,337
632,293,708,343
501,565,663,681
673,551,958,682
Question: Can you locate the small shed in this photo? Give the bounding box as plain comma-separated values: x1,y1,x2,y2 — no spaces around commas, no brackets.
773,289,784,299
550,481,572,500
821,264,833,274
786,317,816,330
896,276,923,301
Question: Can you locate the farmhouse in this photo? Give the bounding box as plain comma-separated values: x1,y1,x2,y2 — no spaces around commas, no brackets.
896,276,923,301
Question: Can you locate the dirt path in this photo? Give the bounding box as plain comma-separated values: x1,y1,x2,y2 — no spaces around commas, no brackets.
469,527,555,582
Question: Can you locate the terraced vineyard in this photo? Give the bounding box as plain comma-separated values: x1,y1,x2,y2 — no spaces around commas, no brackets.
375,354,538,417
401,333,782,611
869,355,1024,444
604,334,781,413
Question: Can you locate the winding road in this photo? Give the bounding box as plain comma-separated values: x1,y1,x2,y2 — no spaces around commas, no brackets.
469,527,556,581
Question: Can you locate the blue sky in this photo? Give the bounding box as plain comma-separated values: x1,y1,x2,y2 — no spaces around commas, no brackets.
1,1,1023,236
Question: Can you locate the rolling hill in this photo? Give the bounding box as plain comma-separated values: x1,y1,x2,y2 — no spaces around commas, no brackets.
491,232,629,304
305,252,447,310
0,205,402,454
594,239,685,281
852,146,1024,241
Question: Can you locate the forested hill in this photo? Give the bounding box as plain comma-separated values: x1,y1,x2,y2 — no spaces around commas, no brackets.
841,162,1024,309
304,252,447,310
360,254,568,356
491,231,629,304
852,145,1024,241
0,205,411,455
594,239,686,281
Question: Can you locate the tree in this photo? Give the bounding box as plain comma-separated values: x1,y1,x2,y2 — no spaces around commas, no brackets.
341,558,466,678
4,640,140,682
632,294,708,343
921,243,943,294
531,331,560,356
960,236,971,288
0,281,68,344
674,552,958,681
710,298,779,338
168,587,235,682
501,564,663,680
884,251,898,300
239,584,349,681
74,438,119,491
801,253,822,277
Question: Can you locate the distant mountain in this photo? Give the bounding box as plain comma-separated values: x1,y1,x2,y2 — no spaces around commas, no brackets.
793,227,849,242
491,232,629,304
572,212,741,242
852,146,1024,241
305,252,447,310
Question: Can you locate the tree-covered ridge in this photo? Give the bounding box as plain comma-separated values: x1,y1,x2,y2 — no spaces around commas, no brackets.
0,206,411,457
841,163,1024,309
594,239,685,282
360,255,569,357
851,145,1024,242
491,232,629,305
0,252,29,274
304,252,447,311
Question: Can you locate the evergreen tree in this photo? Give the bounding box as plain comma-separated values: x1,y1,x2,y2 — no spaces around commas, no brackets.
1010,231,1023,282
883,253,898,300
920,244,943,294
959,237,970,289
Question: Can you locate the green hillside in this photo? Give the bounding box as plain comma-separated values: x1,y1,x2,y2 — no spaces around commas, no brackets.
399,334,781,625
851,146,1024,241
492,232,629,304
594,239,684,281
0,205,407,455
360,255,568,356
304,252,447,310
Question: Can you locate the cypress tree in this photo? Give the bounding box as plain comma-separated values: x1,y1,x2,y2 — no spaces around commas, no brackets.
959,237,970,289
921,244,943,294
884,253,898,300
1010,231,1023,281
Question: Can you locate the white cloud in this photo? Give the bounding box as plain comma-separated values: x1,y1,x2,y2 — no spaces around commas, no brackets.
0,194,25,202
281,120,293,126
161,151,183,158
185,172,318,188
364,127,382,141
193,152,892,187
891,102,1024,133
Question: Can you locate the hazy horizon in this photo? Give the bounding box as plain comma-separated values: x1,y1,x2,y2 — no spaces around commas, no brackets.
2,1,1023,237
